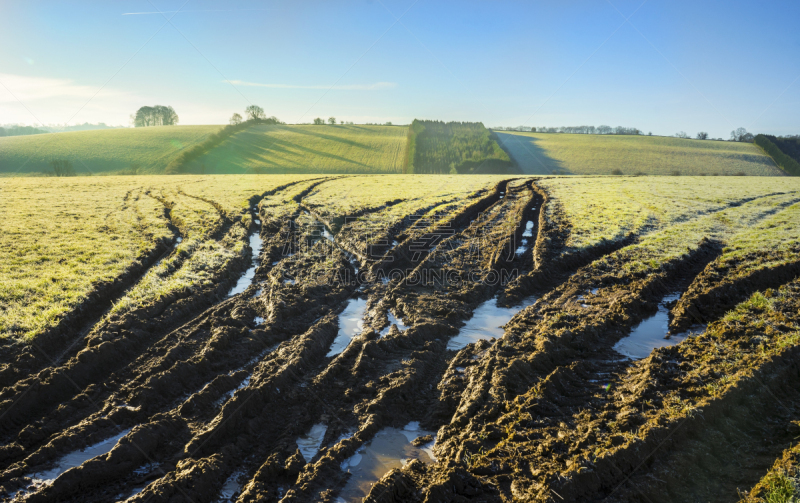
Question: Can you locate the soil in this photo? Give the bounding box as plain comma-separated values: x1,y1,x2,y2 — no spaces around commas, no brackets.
1,178,797,503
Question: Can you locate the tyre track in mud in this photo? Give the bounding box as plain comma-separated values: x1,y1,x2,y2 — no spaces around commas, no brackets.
0,189,181,391
0,183,316,488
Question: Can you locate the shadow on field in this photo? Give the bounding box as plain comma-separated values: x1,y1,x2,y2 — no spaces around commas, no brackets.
495,132,566,175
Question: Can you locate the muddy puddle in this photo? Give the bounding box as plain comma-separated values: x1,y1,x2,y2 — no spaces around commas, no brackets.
446,296,537,351
515,238,530,256
327,298,367,357
337,422,435,502
19,428,132,496
379,310,409,337
296,423,328,462
613,294,703,360
216,469,245,503
227,230,264,297
522,220,534,237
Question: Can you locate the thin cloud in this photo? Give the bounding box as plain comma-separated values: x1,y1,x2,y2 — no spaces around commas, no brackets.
122,9,271,15
0,73,127,103
227,80,397,91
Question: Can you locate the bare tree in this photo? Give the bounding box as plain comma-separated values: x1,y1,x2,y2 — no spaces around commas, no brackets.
50,159,76,177
675,131,690,139
229,113,243,126
133,105,178,127
730,127,749,142
245,105,266,121
696,132,709,140
328,117,336,125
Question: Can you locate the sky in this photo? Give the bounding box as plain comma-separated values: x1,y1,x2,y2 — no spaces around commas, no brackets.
1,0,798,138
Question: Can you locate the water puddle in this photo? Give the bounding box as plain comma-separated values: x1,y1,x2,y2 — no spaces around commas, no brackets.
296,423,328,462
522,220,534,237
613,294,702,360
515,238,529,256
446,296,537,350
337,422,435,502
379,310,410,337
173,236,183,248
24,428,132,491
327,298,368,357
227,231,264,297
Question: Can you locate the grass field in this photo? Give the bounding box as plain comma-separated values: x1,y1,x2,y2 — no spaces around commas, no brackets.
495,131,783,176
407,120,511,174
0,125,222,176
183,124,408,174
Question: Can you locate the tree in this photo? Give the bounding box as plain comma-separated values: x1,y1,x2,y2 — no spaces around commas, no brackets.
245,105,265,121
133,105,178,127
730,127,750,142
328,117,336,125
229,113,243,126
675,131,690,139
313,117,324,125
696,132,709,140
51,159,75,177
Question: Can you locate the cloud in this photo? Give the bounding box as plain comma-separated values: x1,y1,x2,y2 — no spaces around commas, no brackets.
227,80,397,91
0,73,126,103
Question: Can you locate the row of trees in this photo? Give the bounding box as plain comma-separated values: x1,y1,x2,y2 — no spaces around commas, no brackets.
407,120,511,174
132,105,179,127
229,105,281,126
0,125,48,137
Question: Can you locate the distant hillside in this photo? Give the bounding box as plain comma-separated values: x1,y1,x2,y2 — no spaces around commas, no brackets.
182,124,408,174
0,125,222,175
495,131,783,176
405,120,512,174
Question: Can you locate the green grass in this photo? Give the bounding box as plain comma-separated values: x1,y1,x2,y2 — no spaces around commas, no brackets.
494,131,783,176
183,124,408,174
538,176,800,255
0,125,223,176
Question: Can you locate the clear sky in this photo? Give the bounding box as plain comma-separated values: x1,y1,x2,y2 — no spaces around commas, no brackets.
1,0,798,137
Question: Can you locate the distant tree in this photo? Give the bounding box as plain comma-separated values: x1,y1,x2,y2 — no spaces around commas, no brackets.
50,159,76,177
328,117,336,125
675,131,690,139
0,127,5,137
385,121,393,126
313,117,324,125
229,113,243,126
134,105,178,127
245,105,266,121
611,169,623,175
530,127,537,132
648,132,653,136
340,120,344,125
598,125,613,135
696,132,709,140
730,127,753,142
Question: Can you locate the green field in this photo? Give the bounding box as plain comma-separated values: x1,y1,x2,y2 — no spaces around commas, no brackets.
183,124,408,174
495,131,783,176
0,125,223,176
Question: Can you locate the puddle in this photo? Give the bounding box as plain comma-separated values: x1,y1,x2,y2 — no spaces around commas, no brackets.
227,231,264,297
613,294,701,360
379,310,410,337
254,316,264,325
254,219,261,225
296,423,328,462
217,469,245,502
522,221,534,237
446,296,537,351
327,298,368,357
392,240,399,247
337,422,435,502
515,238,529,256
24,428,132,490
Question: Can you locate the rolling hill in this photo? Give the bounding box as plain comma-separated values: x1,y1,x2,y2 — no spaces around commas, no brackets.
0,125,222,176
182,124,408,174
495,131,783,176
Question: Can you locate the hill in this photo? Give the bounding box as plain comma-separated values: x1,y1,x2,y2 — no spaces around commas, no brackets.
0,125,222,176
182,124,408,174
494,131,783,176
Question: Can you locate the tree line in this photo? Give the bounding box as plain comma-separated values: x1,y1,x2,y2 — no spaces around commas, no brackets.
405,120,511,174
495,124,761,143
132,105,179,127
755,134,800,176
0,125,48,137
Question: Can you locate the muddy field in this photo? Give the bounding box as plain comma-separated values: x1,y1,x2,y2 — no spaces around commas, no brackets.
1,176,799,502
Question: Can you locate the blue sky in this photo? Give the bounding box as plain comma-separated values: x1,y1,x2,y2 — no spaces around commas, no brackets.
1,0,798,137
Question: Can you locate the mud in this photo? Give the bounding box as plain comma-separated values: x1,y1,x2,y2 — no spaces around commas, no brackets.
2,177,798,502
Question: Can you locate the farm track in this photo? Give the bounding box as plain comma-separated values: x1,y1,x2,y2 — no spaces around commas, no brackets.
2,178,799,502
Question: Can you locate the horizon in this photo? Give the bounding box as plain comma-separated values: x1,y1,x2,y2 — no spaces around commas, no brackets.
1,0,798,138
